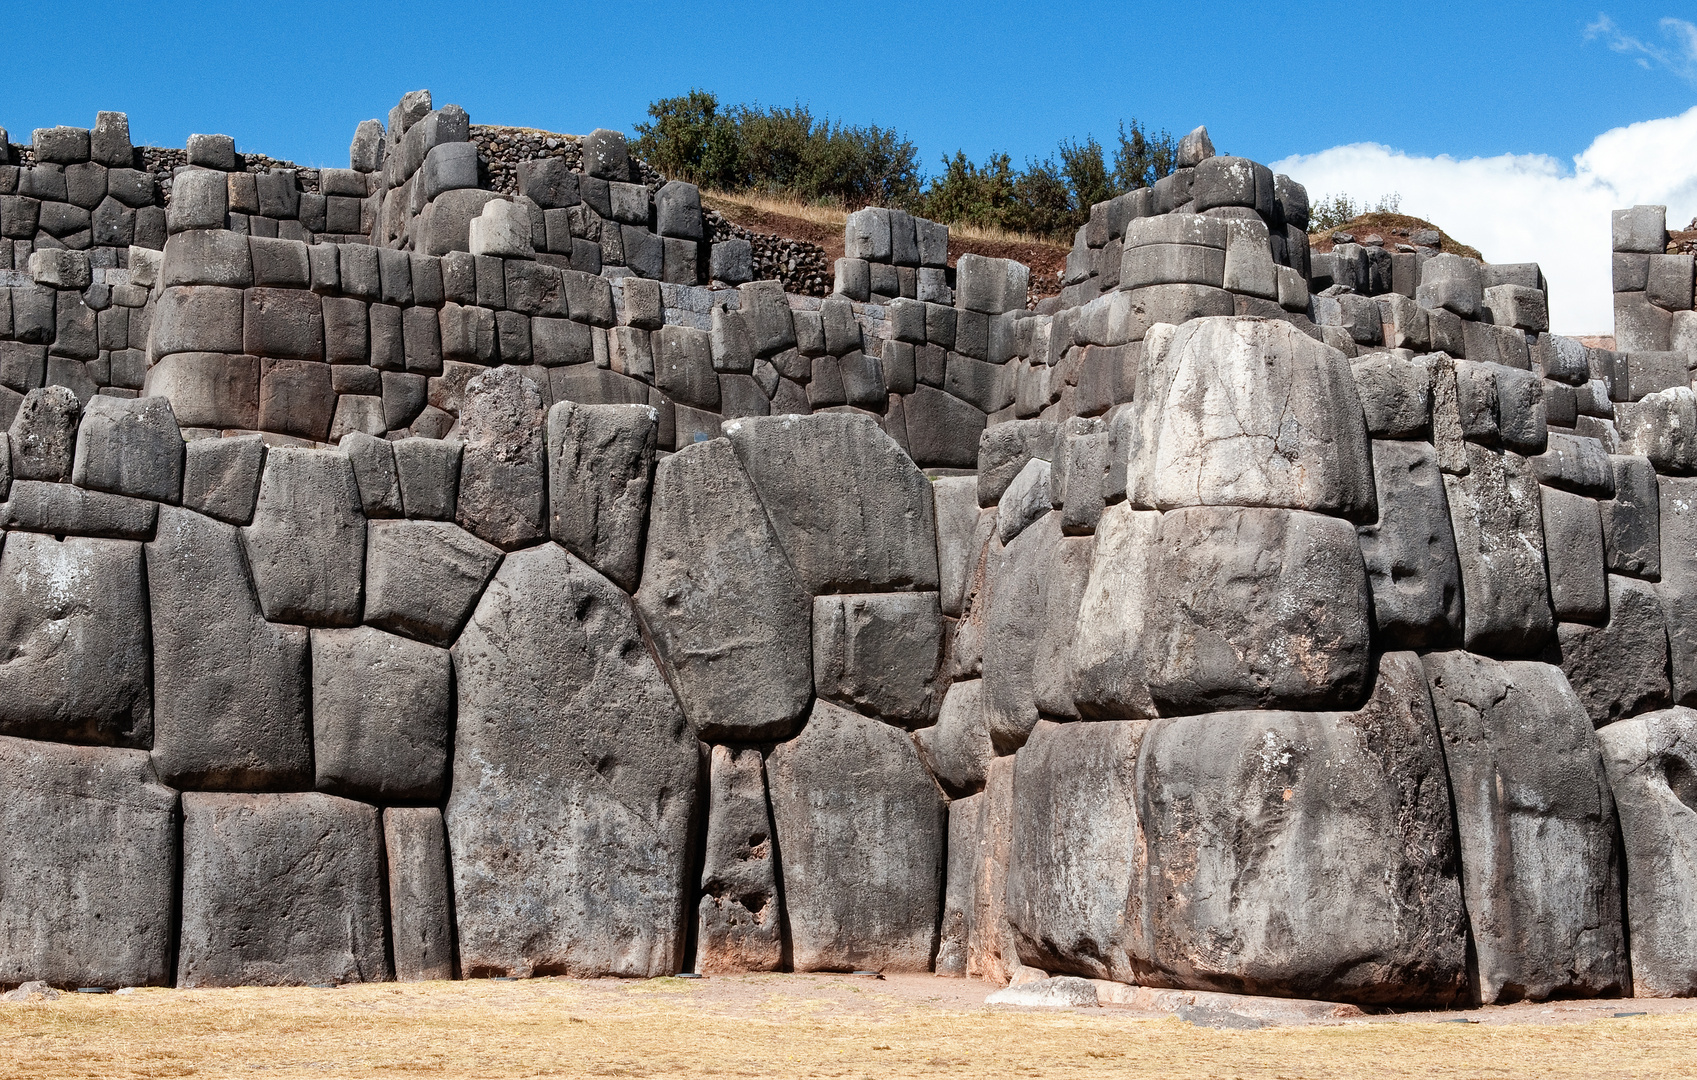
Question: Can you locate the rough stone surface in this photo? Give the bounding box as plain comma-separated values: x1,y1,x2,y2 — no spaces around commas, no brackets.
812,592,942,726
983,512,1094,748
0,533,152,747
448,544,699,978
177,792,390,987
383,807,457,982
1445,444,1555,656
546,401,656,592
1547,574,1673,725
1422,651,1627,1003
723,412,938,593
635,438,812,742
182,434,266,525
455,366,547,550
767,700,946,973
243,448,366,627
917,678,993,796
696,746,783,974
147,505,312,790
1597,708,1697,997
312,626,452,803
0,738,178,990
70,394,183,503
1357,440,1463,649
8,385,80,482
1069,503,1163,720
363,519,503,647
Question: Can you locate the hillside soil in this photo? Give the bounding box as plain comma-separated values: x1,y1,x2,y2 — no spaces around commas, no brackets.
1309,212,1483,261
5,974,1697,1079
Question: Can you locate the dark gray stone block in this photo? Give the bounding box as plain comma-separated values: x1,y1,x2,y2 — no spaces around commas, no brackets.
813,592,942,726
455,366,547,550
384,807,456,981
1357,440,1463,649
393,436,460,521
695,746,783,974
1445,444,1555,656
546,400,655,592
8,384,79,482
363,519,502,647
69,394,182,502
312,626,451,802
242,448,366,627
182,433,265,524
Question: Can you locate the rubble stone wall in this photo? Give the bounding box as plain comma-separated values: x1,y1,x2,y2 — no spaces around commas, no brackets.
2,92,1695,1008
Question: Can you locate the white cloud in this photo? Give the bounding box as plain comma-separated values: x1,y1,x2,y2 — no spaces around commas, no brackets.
1586,14,1697,84
1272,107,1697,335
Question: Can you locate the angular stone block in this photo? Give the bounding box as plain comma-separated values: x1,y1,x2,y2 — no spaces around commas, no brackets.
70,394,183,503
363,519,502,647
454,366,547,550
1146,506,1372,714
312,626,452,803
148,506,311,789
1,480,157,539
983,512,1094,747
635,438,812,741
812,592,942,726
696,746,783,974
1069,503,1162,720
0,738,177,990
0,533,151,747
448,544,699,978
242,448,366,627
1541,486,1608,623
1422,651,1627,1003
383,807,456,981
918,678,993,796
546,401,655,592
177,791,390,987
8,384,79,482
1548,573,1672,726
1603,454,1660,579
1445,443,1555,656
723,412,938,593
767,700,946,973
1358,440,1463,649
142,352,259,430
393,436,461,521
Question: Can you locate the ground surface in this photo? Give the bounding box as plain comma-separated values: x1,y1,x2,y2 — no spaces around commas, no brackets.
4,974,1697,1078
1308,212,1483,261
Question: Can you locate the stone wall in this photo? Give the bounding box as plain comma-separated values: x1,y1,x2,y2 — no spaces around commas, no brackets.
2,92,1695,1007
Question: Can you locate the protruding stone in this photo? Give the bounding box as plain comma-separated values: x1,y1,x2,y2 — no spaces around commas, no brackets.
455,366,547,550
448,544,699,978
384,807,456,982
182,434,266,524
69,392,182,504
1444,443,1554,656
918,678,993,796
1357,440,1463,649
767,699,946,973
696,746,783,974
177,792,390,987
983,512,1094,749
363,519,502,647
243,448,366,627
635,438,812,741
312,626,452,803
8,385,80,482
1547,574,1672,725
1069,503,1162,720
812,592,943,726
393,437,461,521
546,401,656,592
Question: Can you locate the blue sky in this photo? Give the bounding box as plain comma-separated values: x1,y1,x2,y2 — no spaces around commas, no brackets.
6,1,1697,330
4,1,1689,171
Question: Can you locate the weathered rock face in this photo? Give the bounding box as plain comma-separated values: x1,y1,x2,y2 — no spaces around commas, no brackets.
1146,317,1376,523
635,438,812,742
1135,653,1469,1006
1421,651,1627,1003
1547,574,1672,725
723,412,938,593
1444,444,1555,656
1145,506,1372,715
1597,709,1697,997
362,519,503,647
243,448,367,627
983,512,1094,748
0,737,178,990
766,700,946,972
696,746,783,974
0,533,152,747
148,505,312,790
1357,439,1463,649
812,592,942,726
456,366,548,550
384,807,457,982
448,544,699,978
177,791,390,987
1069,504,1162,719
546,401,656,592
916,678,993,796
311,626,452,803
1658,475,1697,704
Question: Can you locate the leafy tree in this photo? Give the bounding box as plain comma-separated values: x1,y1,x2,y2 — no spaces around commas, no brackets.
631,89,740,190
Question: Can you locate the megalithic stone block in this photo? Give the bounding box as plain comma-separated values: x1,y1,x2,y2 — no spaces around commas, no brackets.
696,746,783,974
1547,574,1672,725
448,544,699,978
546,400,657,592
1357,439,1463,649
1069,503,1163,720
1444,443,1555,656
635,438,812,741
384,807,457,982
0,737,178,990
148,505,312,790
311,626,452,803
69,394,184,503
982,511,1093,750
766,699,946,973
455,365,548,550
242,448,367,627
1422,651,1627,1004
8,384,80,482
363,519,502,647
177,791,391,987
812,592,943,727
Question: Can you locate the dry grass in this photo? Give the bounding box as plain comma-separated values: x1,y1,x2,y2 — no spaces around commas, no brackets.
702,191,1066,250
4,976,1697,1079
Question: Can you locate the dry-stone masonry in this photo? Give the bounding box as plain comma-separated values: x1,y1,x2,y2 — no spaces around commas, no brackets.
1,93,1694,1011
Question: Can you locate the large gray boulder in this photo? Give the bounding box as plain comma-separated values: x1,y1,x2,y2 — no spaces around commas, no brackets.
1540,485,1608,623
70,394,184,503
448,544,699,978
1597,708,1697,996
767,699,947,973
0,533,152,747
1006,719,1147,984
362,519,503,646
1145,316,1375,522
1421,651,1627,1003
723,412,939,593
242,448,367,627
812,592,942,726
1444,443,1555,656
0,737,177,990
182,433,266,524
1069,503,1162,720
147,505,312,790
384,807,456,981
546,401,656,593
696,746,783,974
1658,475,1697,704
1135,652,1468,1006
1547,574,1672,725
635,438,812,741
311,626,452,803
177,791,391,987
1357,439,1463,649
1145,506,1372,714
455,365,548,550
8,385,79,482
932,475,984,617
916,678,993,796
